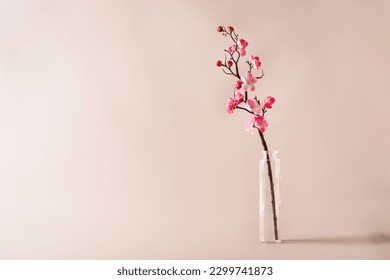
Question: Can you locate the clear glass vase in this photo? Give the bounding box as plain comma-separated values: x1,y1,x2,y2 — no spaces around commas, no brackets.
259,150,281,243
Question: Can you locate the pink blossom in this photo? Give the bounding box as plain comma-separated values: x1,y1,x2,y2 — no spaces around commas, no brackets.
241,72,257,91
245,115,269,133
254,115,268,133
245,117,256,134
237,39,248,56
234,92,244,103
228,44,237,54
246,99,262,115
250,55,261,70
235,80,243,90
226,99,236,114
263,96,275,109
226,92,244,114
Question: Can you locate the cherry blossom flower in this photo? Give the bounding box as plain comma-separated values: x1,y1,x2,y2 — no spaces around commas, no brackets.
254,115,268,132
235,80,243,90
245,115,268,133
245,117,256,134
241,72,257,91
250,55,261,70
234,92,244,103
263,96,275,109
237,39,248,56
246,99,262,115
226,99,236,114
226,92,244,114
228,44,237,54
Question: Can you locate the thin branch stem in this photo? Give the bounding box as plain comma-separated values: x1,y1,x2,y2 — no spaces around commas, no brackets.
235,52,241,78
228,30,238,43
222,69,233,75
224,50,241,79
256,69,265,79
221,65,239,79
247,60,253,73
236,106,255,115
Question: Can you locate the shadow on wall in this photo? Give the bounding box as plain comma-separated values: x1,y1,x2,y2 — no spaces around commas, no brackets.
282,233,390,244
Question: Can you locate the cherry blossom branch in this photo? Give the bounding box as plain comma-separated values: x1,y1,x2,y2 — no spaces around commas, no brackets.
236,106,255,115
220,65,240,79
219,26,242,79
216,25,279,241
232,30,239,40
222,69,234,75
257,69,265,79
224,50,241,79
226,26,238,43
247,60,253,73
235,52,241,79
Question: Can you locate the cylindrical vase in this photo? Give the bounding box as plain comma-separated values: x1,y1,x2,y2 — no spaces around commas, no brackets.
259,150,281,243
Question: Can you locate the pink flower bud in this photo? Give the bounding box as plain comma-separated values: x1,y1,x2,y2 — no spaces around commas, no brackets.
263,96,276,109
216,60,222,67
217,26,223,32
227,26,234,33
227,60,233,68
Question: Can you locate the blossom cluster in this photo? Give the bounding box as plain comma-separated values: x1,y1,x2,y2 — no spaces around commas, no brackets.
216,25,276,134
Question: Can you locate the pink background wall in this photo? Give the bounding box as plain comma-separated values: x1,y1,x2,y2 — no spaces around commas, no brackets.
1,0,390,259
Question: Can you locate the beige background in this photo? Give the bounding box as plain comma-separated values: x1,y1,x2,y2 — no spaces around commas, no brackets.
1,0,390,259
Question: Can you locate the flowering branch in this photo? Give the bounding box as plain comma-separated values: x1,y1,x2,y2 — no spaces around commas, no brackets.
216,25,274,133
224,49,240,78
216,25,279,241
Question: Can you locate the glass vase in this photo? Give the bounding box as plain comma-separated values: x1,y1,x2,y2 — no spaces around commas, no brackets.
259,150,281,243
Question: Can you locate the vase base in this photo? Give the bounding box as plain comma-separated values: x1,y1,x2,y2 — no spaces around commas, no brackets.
260,239,282,244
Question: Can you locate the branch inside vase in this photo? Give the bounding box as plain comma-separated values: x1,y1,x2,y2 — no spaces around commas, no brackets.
258,130,279,241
